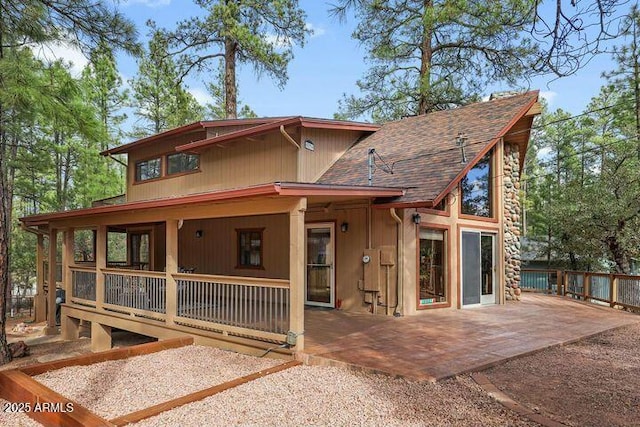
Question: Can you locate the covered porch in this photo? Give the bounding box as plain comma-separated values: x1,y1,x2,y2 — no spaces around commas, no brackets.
22,183,404,355
302,293,640,381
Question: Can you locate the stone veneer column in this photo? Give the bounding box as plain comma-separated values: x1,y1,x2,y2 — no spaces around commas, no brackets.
503,143,522,300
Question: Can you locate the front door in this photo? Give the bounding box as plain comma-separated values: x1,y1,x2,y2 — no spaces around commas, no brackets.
305,223,335,307
461,231,496,306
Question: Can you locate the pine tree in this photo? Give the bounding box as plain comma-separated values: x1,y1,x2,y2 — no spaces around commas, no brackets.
165,0,309,119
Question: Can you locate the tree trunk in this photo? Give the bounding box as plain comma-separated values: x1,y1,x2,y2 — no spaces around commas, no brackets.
224,36,237,119
417,0,433,115
605,234,630,274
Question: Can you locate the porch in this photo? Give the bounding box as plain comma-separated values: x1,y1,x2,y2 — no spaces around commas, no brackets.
302,293,640,381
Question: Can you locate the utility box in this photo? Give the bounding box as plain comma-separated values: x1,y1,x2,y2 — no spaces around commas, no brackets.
379,246,396,266
363,248,381,291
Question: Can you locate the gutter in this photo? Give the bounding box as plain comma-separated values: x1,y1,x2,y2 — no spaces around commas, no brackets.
389,208,403,316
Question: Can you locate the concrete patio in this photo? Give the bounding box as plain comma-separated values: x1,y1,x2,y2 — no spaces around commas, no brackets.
303,294,640,382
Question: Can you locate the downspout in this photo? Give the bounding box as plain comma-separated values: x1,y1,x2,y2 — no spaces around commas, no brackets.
389,208,403,316
279,126,301,149
107,153,128,167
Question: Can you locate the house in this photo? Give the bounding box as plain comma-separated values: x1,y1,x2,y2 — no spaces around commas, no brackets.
20,91,540,355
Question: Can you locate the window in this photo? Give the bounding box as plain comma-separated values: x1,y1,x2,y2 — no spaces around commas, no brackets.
418,228,447,306
135,158,161,182
460,151,492,217
167,152,199,175
237,229,264,268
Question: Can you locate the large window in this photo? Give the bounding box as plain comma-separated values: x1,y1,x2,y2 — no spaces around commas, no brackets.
460,151,492,217
237,229,264,269
418,228,447,306
167,153,199,175
135,158,161,182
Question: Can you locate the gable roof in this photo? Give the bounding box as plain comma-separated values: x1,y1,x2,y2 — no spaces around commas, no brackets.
318,91,539,207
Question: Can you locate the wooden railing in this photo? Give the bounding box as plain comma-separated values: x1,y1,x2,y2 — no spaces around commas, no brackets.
70,266,97,304
63,267,291,343
521,269,640,310
103,269,167,320
174,273,290,342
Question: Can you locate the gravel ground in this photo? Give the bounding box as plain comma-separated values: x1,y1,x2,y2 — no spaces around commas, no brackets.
131,365,536,427
485,321,640,427
34,345,281,419
0,399,42,427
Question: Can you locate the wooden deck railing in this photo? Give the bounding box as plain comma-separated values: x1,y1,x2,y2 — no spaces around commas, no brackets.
521,269,640,310
70,266,97,305
103,268,167,320
173,273,290,342
64,267,290,343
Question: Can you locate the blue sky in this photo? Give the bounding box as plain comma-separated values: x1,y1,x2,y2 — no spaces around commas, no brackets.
45,1,625,125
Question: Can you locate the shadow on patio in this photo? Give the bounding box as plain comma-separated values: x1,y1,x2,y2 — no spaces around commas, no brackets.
303,294,640,382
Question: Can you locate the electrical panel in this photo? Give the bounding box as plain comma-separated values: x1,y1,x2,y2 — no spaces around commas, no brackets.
379,246,396,266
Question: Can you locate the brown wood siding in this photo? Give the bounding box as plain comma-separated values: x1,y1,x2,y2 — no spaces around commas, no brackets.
128,132,298,202
299,129,364,182
306,206,366,312
177,214,289,279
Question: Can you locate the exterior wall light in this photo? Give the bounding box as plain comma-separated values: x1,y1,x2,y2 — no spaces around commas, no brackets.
412,213,421,224
195,230,203,238
341,222,349,232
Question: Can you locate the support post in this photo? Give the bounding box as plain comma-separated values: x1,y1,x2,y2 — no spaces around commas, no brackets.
583,273,590,301
62,316,80,340
91,322,112,352
96,226,107,311
60,229,74,339
289,198,306,351
35,234,46,322
556,270,563,296
610,274,618,308
166,219,178,326
45,228,58,335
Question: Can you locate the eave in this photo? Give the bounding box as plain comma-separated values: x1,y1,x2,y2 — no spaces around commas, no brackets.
175,117,380,153
20,183,404,227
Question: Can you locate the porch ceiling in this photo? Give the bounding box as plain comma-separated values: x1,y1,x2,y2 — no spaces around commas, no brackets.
20,182,404,228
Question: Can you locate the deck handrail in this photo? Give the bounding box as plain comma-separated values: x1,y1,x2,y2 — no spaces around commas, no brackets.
521,269,640,311
102,267,167,279
172,272,289,289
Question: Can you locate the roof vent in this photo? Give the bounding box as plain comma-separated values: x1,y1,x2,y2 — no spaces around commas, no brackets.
489,90,521,100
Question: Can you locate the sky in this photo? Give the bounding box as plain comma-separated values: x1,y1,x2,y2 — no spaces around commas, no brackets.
42,0,629,137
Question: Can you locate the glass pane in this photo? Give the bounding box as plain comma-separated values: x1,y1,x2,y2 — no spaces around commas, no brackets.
481,235,494,296
306,227,332,304
419,229,446,305
460,152,492,217
136,158,161,181
167,153,199,175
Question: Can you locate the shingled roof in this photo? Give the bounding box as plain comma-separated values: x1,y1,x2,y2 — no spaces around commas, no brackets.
318,91,539,206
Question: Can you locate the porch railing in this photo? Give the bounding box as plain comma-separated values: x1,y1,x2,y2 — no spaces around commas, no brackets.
174,273,289,341
522,269,640,311
70,266,97,304
103,269,167,320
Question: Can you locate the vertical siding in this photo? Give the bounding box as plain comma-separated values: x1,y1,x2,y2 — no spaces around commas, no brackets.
127,132,298,202
298,129,365,182
177,214,289,279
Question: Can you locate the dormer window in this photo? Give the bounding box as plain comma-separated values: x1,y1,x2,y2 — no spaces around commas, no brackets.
135,158,161,182
167,153,199,175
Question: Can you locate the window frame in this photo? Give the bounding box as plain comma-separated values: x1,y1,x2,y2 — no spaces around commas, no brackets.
459,150,495,220
134,156,163,183
416,224,450,309
236,228,265,270
166,152,200,176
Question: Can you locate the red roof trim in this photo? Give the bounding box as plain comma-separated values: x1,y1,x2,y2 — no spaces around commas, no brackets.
430,91,539,207
20,182,404,226
176,117,300,152
176,117,380,153
102,118,288,156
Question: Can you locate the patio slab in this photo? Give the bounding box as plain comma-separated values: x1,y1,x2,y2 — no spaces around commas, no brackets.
303,294,640,382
